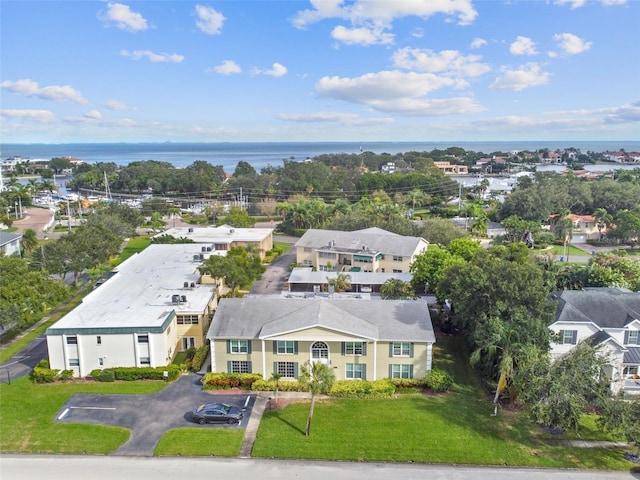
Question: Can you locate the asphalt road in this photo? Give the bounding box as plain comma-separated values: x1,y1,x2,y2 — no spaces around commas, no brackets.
0,332,48,384
249,242,296,295
55,373,255,456
0,456,636,480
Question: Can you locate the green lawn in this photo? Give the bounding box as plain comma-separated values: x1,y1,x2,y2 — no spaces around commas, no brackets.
538,244,590,257
0,377,165,454
155,428,244,456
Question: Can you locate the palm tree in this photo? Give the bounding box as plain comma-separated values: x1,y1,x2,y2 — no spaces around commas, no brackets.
269,372,282,404
20,228,38,255
594,207,613,239
328,273,351,292
299,361,335,436
554,209,574,261
380,278,415,299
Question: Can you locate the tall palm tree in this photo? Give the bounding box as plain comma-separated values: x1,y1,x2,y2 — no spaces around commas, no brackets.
299,361,335,436
594,207,613,239
20,228,38,255
328,273,351,292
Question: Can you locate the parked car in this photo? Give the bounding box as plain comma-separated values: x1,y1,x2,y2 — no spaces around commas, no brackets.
192,403,244,425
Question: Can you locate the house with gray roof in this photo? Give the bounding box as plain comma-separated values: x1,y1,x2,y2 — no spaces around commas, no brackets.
0,231,22,256
294,227,428,274
549,288,640,394
206,297,435,381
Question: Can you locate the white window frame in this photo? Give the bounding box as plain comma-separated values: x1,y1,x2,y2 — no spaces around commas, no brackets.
346,363,365,380
391,364,411,379
392,342,411,357
276,361,296,378
231,360,250,373
69,358,80,367
345,342,364,356
628,330,639,345
277,340,295,355
137,334,149,344
182,337,196,350
230,340,249,354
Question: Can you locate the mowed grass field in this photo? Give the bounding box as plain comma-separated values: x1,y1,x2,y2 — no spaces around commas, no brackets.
0,337,632,468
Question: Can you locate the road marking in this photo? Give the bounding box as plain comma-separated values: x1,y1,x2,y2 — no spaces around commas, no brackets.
244,396,250,408
1,357,29,367
58,408,69,420
70,406,116,410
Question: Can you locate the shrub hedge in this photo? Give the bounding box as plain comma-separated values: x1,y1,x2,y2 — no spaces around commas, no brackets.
424,368,454,392
201,372,262,390
330,379,396,399
251,379,307,392
190,344,209,372
30,367,75,384
90,365,181,382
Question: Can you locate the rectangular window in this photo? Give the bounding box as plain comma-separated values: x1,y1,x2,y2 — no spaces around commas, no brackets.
182,337,196,350
137,334,149,343
560,330,577,345
392,342,411,357
303,259,313,266
276,361,297,378
66,336,77,345
319,265,328,272
346,363,365,380
345,342,364,356
277,340,295,355
230,361,250,373
230,340,249,354
392,269,402,273
319,251,336,259
628,331,639,345
98,358,104,366
393,256,403,262
391,364,412,379
96,335,102,345
177,315,199,325
69,358,80,367
624,366,638,376
139,357,151,365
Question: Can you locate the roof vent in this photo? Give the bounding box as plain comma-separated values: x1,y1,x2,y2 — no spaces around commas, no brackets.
183,281,189,288
190,282,196,288
181,295,187,303
193,254,200,261
171,294,181,304
206,247,212,252
362,245,367,251
201,246,207,252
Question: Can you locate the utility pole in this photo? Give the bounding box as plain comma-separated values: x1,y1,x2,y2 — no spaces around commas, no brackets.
66,198,72,232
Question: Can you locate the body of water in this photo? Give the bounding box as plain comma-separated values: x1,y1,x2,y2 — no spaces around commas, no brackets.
2,141,639,172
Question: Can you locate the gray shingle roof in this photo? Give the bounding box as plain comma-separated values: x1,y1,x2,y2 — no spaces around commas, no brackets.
624,347,640,364
208,297,435,343
551,288,640,329
294,228,427,257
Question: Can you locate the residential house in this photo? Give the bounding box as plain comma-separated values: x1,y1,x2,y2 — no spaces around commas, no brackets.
294,227,428,273
206,297,435,381
433,161,469,175
549,288,640,394
0,231,22,256
381,162,397,173
549,213,604,243
46,244,222,377
158,224,273,260
287,267,412,293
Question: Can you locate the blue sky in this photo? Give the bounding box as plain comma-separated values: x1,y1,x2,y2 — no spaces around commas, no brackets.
1,0,639,143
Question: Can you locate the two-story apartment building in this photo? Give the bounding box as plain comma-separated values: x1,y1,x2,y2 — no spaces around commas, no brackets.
158,224,274,260
549,213,605,243
46,244,222,377
206,297,435,381
294,228,428,274
549,288,640,394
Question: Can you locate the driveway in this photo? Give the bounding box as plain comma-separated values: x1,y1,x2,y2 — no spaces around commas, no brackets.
55,373,255,456
250,243,296,295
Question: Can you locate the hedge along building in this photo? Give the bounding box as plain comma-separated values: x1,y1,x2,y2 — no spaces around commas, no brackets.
206,297,436,382
46,244,223,377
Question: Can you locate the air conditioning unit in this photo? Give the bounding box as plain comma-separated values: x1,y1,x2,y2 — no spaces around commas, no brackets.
181,295,187,303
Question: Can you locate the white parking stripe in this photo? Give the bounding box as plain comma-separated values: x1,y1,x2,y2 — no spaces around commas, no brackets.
243,396,250,407
70,406,116,410
58,408,69,420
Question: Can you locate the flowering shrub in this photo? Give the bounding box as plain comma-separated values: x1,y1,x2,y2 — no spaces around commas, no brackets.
251,379,307,392
329,379,396,399
201,372,262,390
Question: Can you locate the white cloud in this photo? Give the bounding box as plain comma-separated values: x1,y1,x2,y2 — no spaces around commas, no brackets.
209,60,242,75
254,63,288,77
331,25,394,46
601,0,626,5
195,5,225,35
391,47,490,77
0,109,56,123
99,2,148,32
84,110,102,120
601,101,640,123
470,37,487,49
490,63,551,91
292,0,478,46
510,36,538,56
0,79,88,104
315,70,482,116
105,99,133,111
552,33,592,55
554,0,586,9
120,50,184,63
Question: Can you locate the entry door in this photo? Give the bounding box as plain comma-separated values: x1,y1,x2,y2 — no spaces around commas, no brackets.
311,341,329,365
182,337,196,350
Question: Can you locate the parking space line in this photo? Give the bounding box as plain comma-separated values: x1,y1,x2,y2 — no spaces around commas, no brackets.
243,396,250,408
70,406,116,410
58,408,69,420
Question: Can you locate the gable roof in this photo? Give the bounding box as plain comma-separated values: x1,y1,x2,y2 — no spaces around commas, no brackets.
208,297,435,343
551,288,640,329
294,228,427,256
0,231,22,246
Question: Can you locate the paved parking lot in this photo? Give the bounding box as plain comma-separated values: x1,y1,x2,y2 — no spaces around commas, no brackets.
55,373,255,456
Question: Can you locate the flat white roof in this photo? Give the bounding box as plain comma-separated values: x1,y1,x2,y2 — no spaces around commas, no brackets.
47,244,217,332
158,224,273,244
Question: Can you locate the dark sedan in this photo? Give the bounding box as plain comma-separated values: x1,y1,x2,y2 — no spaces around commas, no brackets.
192,403,244,425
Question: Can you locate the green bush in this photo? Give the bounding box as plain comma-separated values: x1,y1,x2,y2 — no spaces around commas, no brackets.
59,369,74,382
424,368,454,392
31,367,59,384
329,379,396,399
37,358,50,368
190,344,209,372
97,369,115,382
202,372,262,390
387,377,429,390
251,379,307,392
90,366,180,382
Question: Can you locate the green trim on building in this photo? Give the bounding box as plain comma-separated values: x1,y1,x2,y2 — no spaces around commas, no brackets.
46,311,176,336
